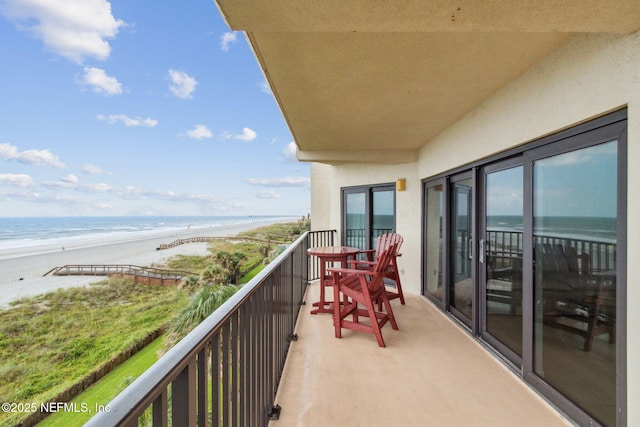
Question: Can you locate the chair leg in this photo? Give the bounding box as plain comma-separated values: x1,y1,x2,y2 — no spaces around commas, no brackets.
380,294,398,330
377,271,405,311
333,282,342,339
393,271,405,305
365,301,386,347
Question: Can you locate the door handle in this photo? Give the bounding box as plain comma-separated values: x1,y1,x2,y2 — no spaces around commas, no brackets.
479,239,484,264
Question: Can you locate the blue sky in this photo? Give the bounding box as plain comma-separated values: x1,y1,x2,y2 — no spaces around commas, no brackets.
0,0,310,217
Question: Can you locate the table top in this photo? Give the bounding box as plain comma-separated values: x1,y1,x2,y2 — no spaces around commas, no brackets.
307,246,361,256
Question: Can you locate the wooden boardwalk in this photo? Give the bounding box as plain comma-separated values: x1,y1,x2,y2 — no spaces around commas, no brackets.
43,264,195,286
156,235,272,250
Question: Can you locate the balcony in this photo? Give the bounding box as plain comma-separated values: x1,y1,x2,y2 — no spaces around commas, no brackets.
85,230,571,426
272,282,570,426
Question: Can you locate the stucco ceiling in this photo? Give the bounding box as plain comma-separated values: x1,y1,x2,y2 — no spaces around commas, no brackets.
215,0,640,164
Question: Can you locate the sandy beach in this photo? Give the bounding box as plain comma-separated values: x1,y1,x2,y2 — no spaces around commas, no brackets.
0,219,289,308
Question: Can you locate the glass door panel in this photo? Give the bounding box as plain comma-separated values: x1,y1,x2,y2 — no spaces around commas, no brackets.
482,164,523,359
533,141,618,426
450,176,473,323
372,189,395,247
424,182,444,302
345,192,366,249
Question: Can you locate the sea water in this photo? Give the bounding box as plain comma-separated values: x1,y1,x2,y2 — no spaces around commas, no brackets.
0,216,296,251
488,215,616,243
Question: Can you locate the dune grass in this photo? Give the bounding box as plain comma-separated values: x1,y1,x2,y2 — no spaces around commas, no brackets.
0,280,187,427
38,336,165,426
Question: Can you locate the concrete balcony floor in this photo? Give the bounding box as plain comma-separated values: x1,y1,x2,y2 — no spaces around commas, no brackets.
270,282,573,427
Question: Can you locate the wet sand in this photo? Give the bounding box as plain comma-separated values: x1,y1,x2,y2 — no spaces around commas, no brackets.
0,220,287,308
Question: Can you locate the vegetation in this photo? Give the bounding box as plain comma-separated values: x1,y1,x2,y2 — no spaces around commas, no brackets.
0,280,187,427
38,336,165,427
238,214,311,243
163,285,240,350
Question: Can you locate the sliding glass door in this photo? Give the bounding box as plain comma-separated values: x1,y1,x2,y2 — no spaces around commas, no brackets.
450,172,474,325
422,110,626,426
480,160,523,363
423,180,445,303
531,140,619,426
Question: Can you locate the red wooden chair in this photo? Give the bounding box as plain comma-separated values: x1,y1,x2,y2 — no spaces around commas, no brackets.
328,245,399,347
351,233,405,307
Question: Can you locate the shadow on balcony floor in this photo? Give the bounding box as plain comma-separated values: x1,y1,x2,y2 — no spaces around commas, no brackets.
270,281,572,427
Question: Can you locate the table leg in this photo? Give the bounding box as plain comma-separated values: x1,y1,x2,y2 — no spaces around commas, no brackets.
311,260,333,314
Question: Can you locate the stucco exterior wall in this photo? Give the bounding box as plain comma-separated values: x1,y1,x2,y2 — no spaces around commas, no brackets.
309,31,639,423
418,31,639,424
309,163,334,232
310,162,421,291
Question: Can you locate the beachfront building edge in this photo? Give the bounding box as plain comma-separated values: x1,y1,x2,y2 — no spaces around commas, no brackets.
214,2,640,426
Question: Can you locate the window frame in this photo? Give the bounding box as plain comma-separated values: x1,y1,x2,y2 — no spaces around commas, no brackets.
341,183,396,250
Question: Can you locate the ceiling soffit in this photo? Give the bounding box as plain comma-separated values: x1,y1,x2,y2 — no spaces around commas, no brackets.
215,1,639,163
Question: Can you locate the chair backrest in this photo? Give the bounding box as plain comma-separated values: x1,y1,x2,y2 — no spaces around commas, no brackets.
375,233,403,258
368,244,398,293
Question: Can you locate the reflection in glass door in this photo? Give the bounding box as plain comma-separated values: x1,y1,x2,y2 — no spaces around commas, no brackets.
533,141,618,426
345,192,366,249
482,163,523,360
450,175,473,323
372,189,395,245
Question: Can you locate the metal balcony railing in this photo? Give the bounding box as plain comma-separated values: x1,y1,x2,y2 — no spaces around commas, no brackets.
84,229,336,427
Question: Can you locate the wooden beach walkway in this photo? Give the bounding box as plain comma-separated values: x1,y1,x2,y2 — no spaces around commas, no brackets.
156,235,272,250
43,264,195,286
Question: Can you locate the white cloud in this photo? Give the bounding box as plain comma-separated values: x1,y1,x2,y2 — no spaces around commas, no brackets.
251,189,281,199
283,141,298,163
234,127,257,142
81,67,122,96
0,143,65,168
97,114,158,127
220,128,257,142
85,182,112,192
220,31,237,51
118,186,176,200
62,174,79,184
0,173,34,187
259,80,272,95
168,69,197,99
24,192,81,204
186,124,213,140
245,176,310,188
82,164,106,175
0,0,125,64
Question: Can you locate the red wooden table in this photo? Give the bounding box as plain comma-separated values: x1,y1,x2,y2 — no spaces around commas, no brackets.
307,246,361,314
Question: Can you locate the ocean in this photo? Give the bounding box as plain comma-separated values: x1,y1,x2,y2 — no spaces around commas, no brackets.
0,216,296,251
488,215,617,243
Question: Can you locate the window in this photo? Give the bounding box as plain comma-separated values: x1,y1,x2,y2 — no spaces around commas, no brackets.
342,184,395,250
